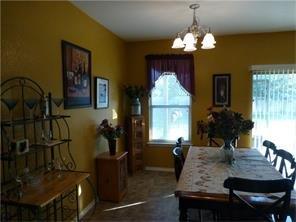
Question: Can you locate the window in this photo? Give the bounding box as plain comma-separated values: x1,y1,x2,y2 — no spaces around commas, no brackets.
149,74,191,142
252,66,296,157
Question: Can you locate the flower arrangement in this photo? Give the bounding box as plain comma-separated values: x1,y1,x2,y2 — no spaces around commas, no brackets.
197,107,254,141
123,85,147,99
97,119,124,141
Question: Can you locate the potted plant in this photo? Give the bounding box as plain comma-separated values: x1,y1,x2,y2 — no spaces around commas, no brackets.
97,119,124,155
123,85,147,115
197,107,254,164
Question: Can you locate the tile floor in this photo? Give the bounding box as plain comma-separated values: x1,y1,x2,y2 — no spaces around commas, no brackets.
83,170,181,221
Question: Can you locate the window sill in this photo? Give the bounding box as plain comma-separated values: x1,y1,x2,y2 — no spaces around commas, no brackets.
147,141,192,147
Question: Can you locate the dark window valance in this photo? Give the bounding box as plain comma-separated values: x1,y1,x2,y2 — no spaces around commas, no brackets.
146,54,195,96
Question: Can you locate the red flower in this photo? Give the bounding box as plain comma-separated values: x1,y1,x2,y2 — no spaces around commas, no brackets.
97,119,124,140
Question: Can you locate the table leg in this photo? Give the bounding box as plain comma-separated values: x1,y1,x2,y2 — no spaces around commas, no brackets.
33,207,42,221
61,194,64,221
53,199,57,220
179,199,187,221
76,185,80,222
179,208,188,221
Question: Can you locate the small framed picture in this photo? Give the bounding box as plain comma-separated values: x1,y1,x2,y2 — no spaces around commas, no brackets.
213,74,231,107
94,77,109,109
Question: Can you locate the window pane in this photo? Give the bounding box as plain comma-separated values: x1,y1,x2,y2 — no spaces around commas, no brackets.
151,74,190,106
151,107,189,141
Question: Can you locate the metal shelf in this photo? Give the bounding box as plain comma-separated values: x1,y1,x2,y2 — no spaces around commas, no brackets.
1,77,84,221
1,139,71,161
1,115,71,127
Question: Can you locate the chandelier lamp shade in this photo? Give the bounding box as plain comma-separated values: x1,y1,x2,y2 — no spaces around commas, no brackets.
171,4,216,52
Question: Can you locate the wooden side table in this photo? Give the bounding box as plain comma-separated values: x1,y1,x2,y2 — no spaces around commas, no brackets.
96,151,128,202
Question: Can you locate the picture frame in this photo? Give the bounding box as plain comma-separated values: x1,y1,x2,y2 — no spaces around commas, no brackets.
94,77,109,109
213,74,231,107
61,40,92,109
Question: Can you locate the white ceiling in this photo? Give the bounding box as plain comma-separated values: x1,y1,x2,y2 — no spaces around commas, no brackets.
71,0,296,41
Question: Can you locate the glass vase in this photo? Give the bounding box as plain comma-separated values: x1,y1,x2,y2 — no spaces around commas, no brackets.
131,97,141,116
108,139,117,156
220,139,235,164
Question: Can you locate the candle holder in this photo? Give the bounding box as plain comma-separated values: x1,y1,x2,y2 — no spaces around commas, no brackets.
24,98,38,119
1,98,18,121
52,98,64,116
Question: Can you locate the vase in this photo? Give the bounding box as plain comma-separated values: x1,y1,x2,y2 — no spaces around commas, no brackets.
220,139,235,164
108,139,116,156
131,97,141,116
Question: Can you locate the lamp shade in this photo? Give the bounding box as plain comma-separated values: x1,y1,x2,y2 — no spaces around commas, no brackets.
172,37,185,49
183,32,195,45
201,32,216,49
184,43,197,52
201,44,215,49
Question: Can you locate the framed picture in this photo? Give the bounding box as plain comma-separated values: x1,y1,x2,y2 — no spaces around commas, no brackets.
94,77,109,109
213,74,231,107
61,40,92,109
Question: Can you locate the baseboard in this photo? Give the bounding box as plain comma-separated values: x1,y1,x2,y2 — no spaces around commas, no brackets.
145,166,174,172
79,199,95,220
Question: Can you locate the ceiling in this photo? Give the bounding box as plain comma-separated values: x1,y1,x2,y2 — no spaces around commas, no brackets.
71,0,296,42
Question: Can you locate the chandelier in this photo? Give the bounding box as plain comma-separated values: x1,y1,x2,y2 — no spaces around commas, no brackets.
171,3,216,52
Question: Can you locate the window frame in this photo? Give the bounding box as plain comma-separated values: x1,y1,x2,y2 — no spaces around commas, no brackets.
148,75,192,144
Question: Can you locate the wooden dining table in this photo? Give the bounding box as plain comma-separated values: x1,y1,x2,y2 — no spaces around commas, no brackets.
175,146,296,220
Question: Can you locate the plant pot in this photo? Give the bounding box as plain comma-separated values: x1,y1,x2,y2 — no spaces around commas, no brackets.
220,139,235,164
108,139,116,156
131,97,141,115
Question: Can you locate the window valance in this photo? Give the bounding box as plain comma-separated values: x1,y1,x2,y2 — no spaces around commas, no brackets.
146,54,195,96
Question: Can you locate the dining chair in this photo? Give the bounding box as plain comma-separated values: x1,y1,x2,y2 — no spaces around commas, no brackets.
172,146,185,181
273,149,296,187
223,177,293,222
272,150,296,222
263,140,277,165
173,145,205,221
176,137,184,147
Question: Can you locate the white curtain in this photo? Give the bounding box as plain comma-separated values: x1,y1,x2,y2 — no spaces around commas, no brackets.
252,65,296,157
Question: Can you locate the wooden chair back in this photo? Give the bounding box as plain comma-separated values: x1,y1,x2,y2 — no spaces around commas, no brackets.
223,177,293,221
273,149,296,186
175,137,184,147
263,140,277,165
172,146,185,181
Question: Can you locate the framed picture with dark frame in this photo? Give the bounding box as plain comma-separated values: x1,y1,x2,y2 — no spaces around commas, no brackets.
61,40,92,109
94,76,109,109
213,74,231,107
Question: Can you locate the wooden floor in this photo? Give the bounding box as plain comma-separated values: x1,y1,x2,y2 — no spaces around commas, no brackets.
83,170,180,221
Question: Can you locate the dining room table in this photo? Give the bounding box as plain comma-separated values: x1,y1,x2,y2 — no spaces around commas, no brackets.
175,146,296,220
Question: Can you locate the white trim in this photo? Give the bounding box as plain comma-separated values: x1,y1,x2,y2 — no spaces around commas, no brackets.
145,166,174,172
249,64,296,72
79,199,95,220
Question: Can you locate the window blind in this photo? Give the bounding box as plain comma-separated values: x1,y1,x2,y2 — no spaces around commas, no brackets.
252,65,296,157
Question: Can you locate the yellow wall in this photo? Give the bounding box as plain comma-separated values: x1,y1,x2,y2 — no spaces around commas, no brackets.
2,0,296,212
126,32,296,168
2,1,126,211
